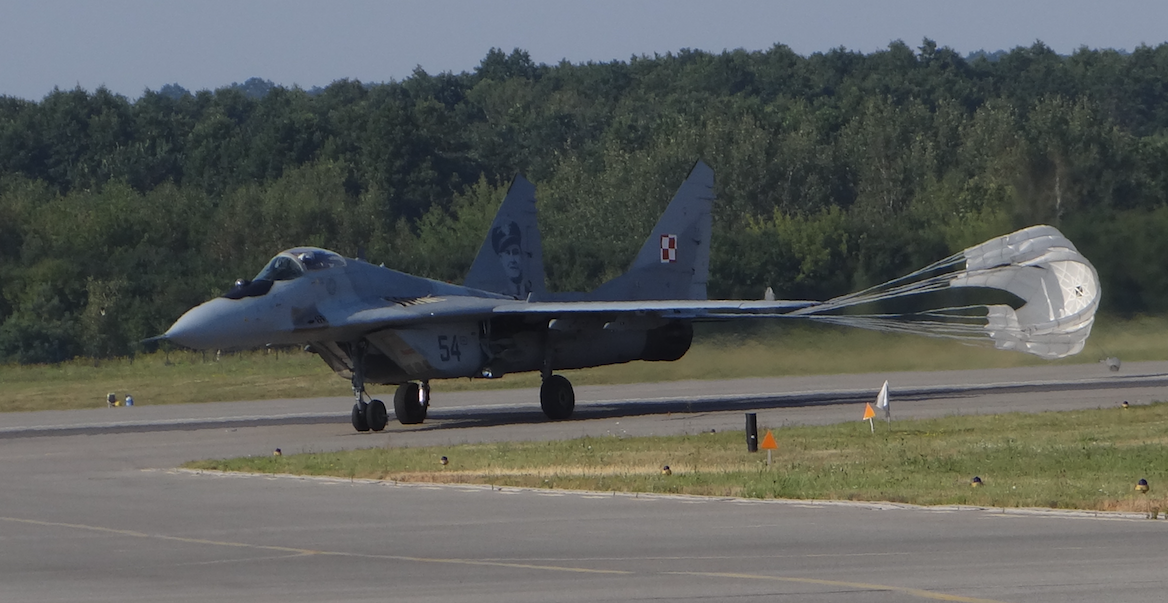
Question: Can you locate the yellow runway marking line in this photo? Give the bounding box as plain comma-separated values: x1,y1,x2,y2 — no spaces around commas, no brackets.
474,551,914,563
0,516,631,576
1,516,319,556
1,516,1012,597
667,571,1009,603
174,553,315,567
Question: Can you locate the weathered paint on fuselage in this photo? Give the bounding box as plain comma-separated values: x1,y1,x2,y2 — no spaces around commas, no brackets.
166,248,692,387
167,250,497,376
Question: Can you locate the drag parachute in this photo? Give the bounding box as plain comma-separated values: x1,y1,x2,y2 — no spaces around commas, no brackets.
788,226,1100,360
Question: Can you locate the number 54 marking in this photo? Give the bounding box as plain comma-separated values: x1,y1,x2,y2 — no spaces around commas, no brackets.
438,335,462,361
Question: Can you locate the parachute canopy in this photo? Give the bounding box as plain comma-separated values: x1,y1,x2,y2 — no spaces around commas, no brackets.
789,226,1100,360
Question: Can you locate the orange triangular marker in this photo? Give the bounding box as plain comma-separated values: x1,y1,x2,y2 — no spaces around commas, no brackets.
862,402,876,420
760,430,778,450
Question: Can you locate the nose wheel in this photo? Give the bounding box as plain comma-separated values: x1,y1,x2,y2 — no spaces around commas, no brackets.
366,399,388,431
347,341,387,432
351,402,369,432
351,399,388,432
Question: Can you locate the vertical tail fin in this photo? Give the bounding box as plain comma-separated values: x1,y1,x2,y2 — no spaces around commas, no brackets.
588,161,714,301
464,174,547,299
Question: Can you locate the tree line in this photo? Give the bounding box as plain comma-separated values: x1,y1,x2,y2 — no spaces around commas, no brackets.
2,40,1168,364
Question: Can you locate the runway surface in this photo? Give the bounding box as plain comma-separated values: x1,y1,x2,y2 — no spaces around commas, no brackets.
2,362,1167,602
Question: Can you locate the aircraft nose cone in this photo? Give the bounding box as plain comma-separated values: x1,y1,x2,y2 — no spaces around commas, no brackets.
165,298,242,350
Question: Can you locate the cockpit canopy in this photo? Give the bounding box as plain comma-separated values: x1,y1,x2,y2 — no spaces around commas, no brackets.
223,248,347,300
289,248,347,271
253,255,304,282
254,248,347,281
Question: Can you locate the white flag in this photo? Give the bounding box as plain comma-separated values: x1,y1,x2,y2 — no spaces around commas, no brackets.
875,380,890,420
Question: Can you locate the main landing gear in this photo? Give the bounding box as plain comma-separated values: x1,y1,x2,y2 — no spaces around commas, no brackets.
539,335,575,421
540,374,575,421
353,373,572,428
393,381,429,425
350,382,429,432
344,341,430,432
344,342,432,432
347,340,576,428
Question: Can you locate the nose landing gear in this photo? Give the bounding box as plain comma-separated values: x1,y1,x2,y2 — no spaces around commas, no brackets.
349,342,388,432
350,398,389,432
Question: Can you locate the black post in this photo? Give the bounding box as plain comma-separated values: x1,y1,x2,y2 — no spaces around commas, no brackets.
746,413,758,452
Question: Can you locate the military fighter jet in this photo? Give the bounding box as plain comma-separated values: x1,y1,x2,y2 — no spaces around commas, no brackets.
162,161,1101,432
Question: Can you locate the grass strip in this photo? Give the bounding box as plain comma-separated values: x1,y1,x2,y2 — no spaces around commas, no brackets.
3,315,1165,412
187,402,1168,514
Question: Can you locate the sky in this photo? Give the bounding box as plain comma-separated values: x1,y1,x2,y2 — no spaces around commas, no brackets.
2,0,1168,100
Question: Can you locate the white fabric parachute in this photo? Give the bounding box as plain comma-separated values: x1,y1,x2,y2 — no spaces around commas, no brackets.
787,226,1100,360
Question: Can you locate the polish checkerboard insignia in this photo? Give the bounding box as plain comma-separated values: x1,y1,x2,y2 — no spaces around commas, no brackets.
660,234,677,263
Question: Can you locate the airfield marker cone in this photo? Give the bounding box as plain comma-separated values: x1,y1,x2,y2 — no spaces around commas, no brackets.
760,430,778,467
862,403,876,433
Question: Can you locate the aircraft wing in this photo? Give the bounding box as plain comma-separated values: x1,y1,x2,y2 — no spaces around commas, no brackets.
336,297,819,337
337,295,502,333
490,299,819,320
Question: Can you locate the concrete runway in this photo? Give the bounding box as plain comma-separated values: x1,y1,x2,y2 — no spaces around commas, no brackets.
2,362,1167,602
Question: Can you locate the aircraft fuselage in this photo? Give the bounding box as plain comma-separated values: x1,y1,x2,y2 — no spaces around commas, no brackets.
165,248,691,386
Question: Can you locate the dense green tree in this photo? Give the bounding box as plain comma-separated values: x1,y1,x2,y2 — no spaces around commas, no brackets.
2,41,1168,362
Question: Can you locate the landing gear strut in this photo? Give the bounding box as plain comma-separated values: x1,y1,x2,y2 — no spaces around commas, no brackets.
348,341,388,432
394,380,429,425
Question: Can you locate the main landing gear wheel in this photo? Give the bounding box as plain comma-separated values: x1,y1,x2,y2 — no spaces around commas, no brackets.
351,402,370,432
394,382,427,425
365,399,388,432
540,374,575,420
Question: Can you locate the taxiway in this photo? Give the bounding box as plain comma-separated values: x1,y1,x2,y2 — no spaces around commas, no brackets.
1,362,1166,602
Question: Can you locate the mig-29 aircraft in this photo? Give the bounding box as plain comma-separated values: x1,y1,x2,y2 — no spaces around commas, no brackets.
162,161,1101,432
